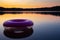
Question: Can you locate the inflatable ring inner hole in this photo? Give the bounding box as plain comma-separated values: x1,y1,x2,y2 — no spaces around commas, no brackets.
10,19,26,22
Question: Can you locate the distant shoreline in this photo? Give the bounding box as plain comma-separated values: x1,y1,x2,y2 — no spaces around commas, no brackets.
0,11,60,13
0,6,60,11
0,11,60,16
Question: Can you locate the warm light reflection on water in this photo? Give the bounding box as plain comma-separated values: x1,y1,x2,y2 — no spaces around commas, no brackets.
0,12,60,40
0,13,60,23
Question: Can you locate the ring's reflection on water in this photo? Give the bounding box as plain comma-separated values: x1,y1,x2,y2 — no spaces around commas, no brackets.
3,27,33,39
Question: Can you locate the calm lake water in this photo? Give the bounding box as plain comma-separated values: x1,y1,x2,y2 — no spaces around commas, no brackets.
0,12,60,40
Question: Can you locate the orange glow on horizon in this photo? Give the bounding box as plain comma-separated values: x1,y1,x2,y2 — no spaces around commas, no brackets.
0,3,43,8
0,0,60,8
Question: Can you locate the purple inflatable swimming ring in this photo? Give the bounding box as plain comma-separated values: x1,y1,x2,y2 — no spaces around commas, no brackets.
3,19,33,27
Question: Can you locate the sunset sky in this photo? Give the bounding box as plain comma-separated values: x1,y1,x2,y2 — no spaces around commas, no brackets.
0,0,60,8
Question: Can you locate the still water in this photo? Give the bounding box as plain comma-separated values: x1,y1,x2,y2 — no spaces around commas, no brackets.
0,12,60,40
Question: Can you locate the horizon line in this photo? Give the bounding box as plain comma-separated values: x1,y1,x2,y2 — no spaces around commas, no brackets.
0,6,60,8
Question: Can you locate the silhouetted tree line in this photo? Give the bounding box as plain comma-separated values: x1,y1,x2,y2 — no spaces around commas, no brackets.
0,7,23,11
0,6,60,11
